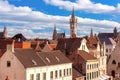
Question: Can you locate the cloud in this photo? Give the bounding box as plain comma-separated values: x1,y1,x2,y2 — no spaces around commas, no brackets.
0,0,120,39
44,0,120,14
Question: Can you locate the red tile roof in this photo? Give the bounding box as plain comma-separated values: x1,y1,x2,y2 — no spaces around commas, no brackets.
56,38,83,53
78,50,97,61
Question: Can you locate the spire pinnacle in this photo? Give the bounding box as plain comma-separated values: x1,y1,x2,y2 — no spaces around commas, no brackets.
90,28,93,37
54,24,56,30
72,6,75,17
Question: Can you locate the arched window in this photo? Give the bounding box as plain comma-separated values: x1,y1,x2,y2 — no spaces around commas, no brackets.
112,60,116,64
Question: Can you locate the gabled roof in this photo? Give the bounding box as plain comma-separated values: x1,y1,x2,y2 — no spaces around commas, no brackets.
12,33,26,42
99,37,112,45
86,36,98,49
56,38,83,53
98,33,114,38
14,49,71,68
37,50,71,65
14,48,46,68
78,50,97,61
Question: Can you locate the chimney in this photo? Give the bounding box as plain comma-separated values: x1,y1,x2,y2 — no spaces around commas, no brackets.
6,40,15,53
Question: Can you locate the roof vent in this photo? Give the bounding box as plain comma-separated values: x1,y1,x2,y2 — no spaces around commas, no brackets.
46,57,50,63
32,60,37,65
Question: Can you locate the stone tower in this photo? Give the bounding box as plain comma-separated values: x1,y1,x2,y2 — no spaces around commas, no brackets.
70,7,77,38
3,26,7,38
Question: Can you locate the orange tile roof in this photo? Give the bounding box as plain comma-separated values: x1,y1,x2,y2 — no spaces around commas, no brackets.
49,44,57,50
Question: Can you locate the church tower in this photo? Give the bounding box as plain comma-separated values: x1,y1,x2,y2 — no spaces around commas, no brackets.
90,28,93,37
70,7,77,38
113,27,117,38
3,26,7,38
52,24,57,40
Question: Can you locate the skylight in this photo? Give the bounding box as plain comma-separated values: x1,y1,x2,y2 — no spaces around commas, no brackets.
56,56,60,62
32,60,37,65
46,57,50,63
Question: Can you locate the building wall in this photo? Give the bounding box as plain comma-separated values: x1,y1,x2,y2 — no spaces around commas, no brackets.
0,45,26,80
99,56,107,75
22,42,31,48
86,60,99,80
26,63,72,80
107,49,120,79
106,45,114,57
78,39,89,53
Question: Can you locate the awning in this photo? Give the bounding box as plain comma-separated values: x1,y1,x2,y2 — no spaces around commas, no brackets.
99,74,110,80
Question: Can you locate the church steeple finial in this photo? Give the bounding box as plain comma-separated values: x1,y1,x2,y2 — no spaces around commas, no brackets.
72,6,75,17
90,28,93,37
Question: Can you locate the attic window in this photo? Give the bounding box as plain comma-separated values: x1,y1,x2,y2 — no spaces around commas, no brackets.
32,60,37,65
46,57,50,63
56,57,60,62
7,61,11,67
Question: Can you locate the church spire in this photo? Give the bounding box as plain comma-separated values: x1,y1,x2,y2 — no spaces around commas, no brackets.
72,6,75,17
52,24,57,40
90,28,93,37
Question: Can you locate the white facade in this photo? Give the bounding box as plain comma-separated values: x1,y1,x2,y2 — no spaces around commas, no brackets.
26,63,72,80
86,60,99,80
78,38,89,53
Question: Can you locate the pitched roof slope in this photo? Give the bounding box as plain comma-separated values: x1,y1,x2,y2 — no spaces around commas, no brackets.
56,38,83,52
78,50,97,61
14,48,46,68
37,50,71,65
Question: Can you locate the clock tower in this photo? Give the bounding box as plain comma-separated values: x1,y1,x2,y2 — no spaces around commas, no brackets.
70,7,77,38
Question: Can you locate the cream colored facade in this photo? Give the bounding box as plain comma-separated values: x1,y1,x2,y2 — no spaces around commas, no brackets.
78,38,89,53
86,60,99,80
26,63,72,80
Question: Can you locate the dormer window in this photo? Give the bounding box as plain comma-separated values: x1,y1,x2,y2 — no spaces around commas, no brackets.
112,60,116,64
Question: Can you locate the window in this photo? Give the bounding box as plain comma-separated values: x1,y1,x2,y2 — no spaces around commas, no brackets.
106,49,108,52
112,60,116,64
109,49,112,52
50,71,53,79
70,68,72,75
59,70,62,77
67,69,69,76
82,45,85,50
7,61,11,67
36,73,40,80
90,73,91,79
64,69,66,76
55,70,58,78
87,65,89,69
30,74,34,80
118,63,120,67
43,73,46,80
87,73,89,80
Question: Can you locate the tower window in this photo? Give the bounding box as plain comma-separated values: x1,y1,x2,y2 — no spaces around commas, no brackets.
7,61,11,67
112,60,116,64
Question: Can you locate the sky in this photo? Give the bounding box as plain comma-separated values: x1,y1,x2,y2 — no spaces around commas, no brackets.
0,0,120,39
